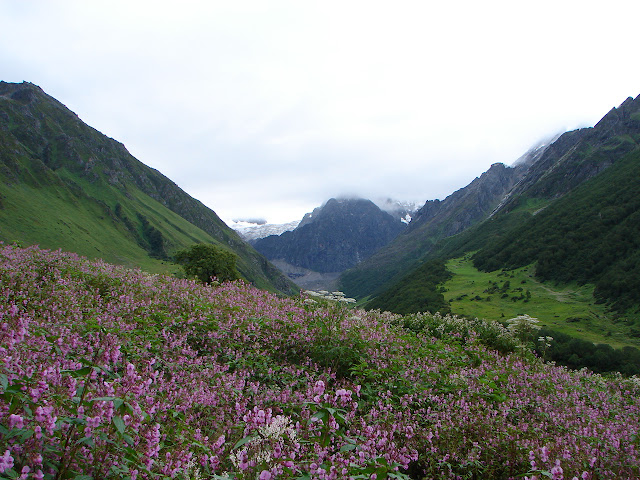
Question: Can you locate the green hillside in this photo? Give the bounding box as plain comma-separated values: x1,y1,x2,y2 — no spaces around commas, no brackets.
365,147,640,318
363,109,640,315
0,81,297,294
473,148,640,312
341,95,640,304
443,255,638,349
360,110,640,369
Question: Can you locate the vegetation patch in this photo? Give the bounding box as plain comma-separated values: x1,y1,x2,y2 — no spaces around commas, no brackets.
1,245,639,479
443,255,639,349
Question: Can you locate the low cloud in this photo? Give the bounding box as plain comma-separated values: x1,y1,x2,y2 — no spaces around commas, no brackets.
2,0,639,223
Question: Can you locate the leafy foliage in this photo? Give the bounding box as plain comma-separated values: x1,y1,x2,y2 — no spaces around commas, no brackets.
174,243,240,284
534,327,640,375
365,259,452,315
1,245,639,479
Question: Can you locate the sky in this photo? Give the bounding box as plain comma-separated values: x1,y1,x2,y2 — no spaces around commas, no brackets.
2,0,640,224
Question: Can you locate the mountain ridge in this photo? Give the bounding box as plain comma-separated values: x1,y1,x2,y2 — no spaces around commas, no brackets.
338,161,525,299
253,197,406,275
0,81,297,294
358,93,640,317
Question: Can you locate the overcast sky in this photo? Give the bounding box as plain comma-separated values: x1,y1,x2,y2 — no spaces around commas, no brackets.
2,0,640,223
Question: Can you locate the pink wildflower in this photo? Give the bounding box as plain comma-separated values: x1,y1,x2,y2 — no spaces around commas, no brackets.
541,445,550,462
8,414,24,429
0,450,14,473
314,380,325,396
551,460,563,480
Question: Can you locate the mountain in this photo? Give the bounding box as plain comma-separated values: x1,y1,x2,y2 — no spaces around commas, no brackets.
472,146,640,312
493,95,640,215
231,219,300,241
358,93,640,315
252,197,406,275
338,161,526,299
0,81,297,295
372,198,422,224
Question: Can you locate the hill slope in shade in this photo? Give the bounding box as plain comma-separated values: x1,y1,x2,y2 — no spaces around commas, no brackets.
343,93,640,305
472,147,640,312
495,94,640,213
365,95,640,320
253,197,406,273
0,81,296,294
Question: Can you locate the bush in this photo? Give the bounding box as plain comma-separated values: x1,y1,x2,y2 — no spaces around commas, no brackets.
174,243,240,284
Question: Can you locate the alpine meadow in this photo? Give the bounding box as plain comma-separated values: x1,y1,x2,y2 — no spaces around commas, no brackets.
1,80,640,480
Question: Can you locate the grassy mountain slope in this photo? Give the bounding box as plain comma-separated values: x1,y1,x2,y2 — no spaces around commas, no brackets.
444,255,638,349
0,81,296,294
342,95,640,304
366,145,640,321
496,95,640,212
473,147,640,312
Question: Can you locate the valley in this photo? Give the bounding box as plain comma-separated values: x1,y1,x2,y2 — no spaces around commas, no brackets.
2,80,640,371
1,79,640,478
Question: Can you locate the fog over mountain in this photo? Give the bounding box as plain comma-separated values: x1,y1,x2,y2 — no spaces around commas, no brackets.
3,1,639,223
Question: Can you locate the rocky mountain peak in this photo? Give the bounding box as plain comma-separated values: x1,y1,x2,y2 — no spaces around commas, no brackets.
252,196,406,275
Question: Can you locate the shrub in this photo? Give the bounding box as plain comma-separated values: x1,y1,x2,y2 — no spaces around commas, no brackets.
174,243,240,284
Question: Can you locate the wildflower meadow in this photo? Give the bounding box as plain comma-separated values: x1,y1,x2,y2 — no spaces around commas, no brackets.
1,245,639,479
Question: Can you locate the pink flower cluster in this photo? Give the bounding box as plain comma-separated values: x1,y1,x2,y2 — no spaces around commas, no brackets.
0,245,639,479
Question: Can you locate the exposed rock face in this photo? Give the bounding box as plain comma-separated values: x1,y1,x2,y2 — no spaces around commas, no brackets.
338,162,527,298
253,198,406,273
339,94,640,300
409,162,525,238
495,94,640,213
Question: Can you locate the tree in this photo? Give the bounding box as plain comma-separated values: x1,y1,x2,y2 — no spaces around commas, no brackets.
174,244,240,284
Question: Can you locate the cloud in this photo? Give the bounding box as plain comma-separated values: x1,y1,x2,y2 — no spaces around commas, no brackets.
1,0,640,223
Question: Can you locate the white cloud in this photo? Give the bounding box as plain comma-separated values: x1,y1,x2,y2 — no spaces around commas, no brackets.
1,0,639,223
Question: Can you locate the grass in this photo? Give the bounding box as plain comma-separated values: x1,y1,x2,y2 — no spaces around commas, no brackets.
443,254,640,349
0,181,180,274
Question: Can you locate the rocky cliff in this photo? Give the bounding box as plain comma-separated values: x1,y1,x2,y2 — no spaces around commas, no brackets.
495,94,640,213
253,198,406,273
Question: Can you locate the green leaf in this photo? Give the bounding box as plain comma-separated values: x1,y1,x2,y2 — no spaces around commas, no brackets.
6,428,33,441
77,436,95,448
339,443,357,452
0,373,8,392
123,446,139,462
19,428,34,442
113,416,125,435
62,366,93,378
232,434,255,451
3,467,18,479
311,410,328,422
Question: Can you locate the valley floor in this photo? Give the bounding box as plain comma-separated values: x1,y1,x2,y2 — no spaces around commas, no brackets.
270,259,341,291
443,254,640,349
